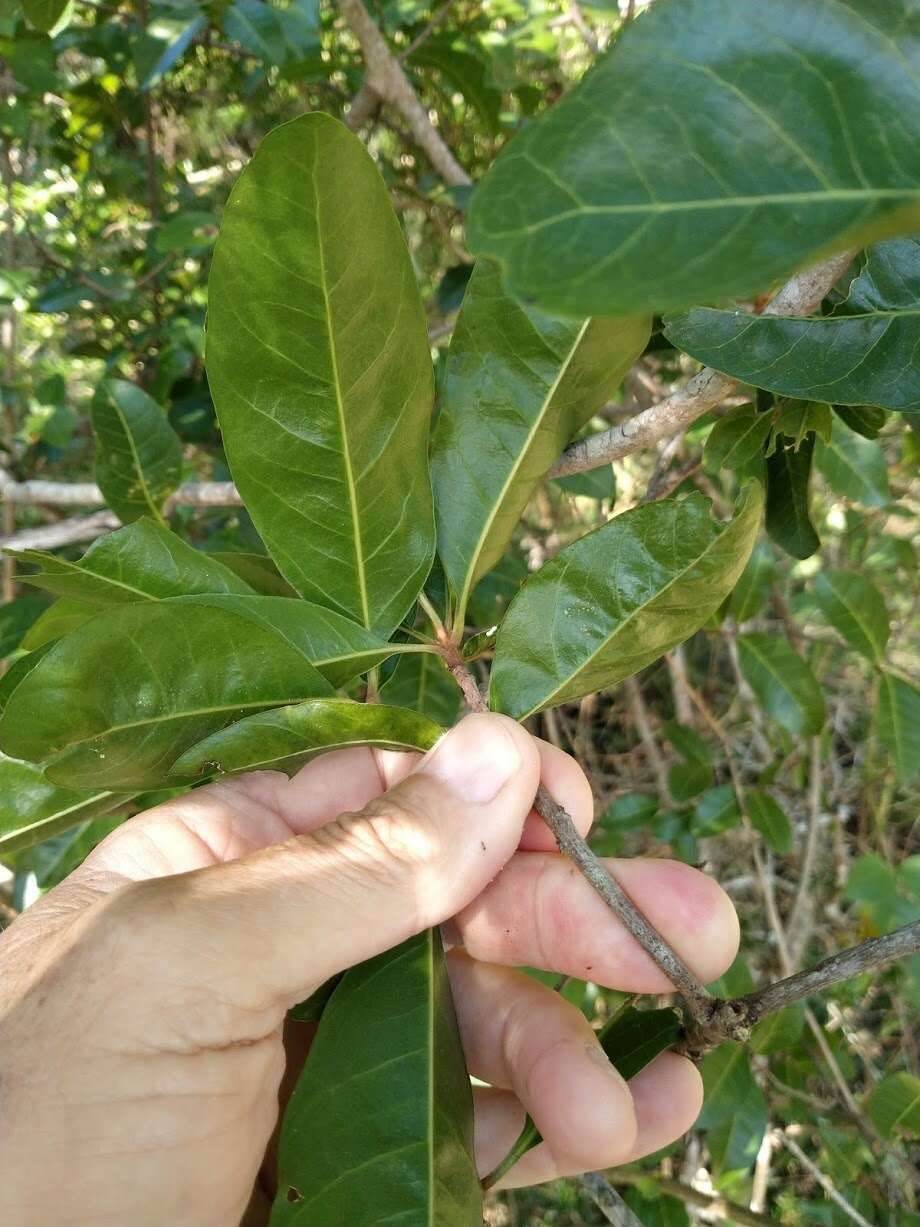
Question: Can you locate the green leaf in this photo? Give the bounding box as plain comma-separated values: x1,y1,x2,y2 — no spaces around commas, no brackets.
207,113,435,634
745,789,793,855
91,379,183,526
736,633,825,735
698,1042,760,1129
598,1005,682,1079
603,792,658,830
16,519,255,605
771,402,833,450
667,760,714,802
379,651,462,725
765,433,820,560
867,1073,920,1139
431,258,649,624
0,601,335,790
814,570,889,662
206,551,298,597
270,928,481,1227
161,594,398,688
703,405,772,471
490,483,763,719
815,418,891,507
22,0,68,32
0,753,124,856
751,1003,806,1054
664,721,712,765
552,465,616,500
693,786,741,836
0,593,47,658
410,40,502,137
665,241,920,413
874,670,920,784
706,1090,768,1176
133,14,206,90
0,644,53,715
20,598,96,650
834,405,889,439
171,699,442,778
727,542,775,623
467,0,920,317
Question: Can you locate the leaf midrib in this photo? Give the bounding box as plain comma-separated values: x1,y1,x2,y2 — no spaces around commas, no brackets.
107,392,167,527
455,319,592,628
487,187,920,239
312,168,371,630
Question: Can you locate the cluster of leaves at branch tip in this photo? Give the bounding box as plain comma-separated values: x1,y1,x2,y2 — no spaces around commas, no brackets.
5,0,920,1217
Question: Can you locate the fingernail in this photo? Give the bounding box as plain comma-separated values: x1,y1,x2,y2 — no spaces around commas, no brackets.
420,715,521,804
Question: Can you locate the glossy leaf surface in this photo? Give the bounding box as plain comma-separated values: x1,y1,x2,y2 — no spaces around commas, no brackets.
814,570,889,662
91,379,183,524
874,671,920,785
431,258,649,620
170,594,399,687
815,418,891,507
598,1006,681,1079
21,598,97,650
736,633,825,735
703,405,771,472
207,113,435,633
665,241,920,412
0,602,334,790
0,753,123,855
765,434,820,560
468,0,920,316
172,699,442,777
271,928,481,1227
379,652,462,724
491,484,763,719
17,519,254,604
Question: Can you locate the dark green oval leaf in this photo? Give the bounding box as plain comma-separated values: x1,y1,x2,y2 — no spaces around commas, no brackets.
814,570,890,661
91,380,183,525
0,602,334,790
666,240,920,412
490,483,763,719
16,519,255,605
171,698,442,778
271,928,481,1227
745,789,793,855
378,651,462,725
765,433,820,560
431,258,649,624
468,0,920,316
207,113,435,634
815,417,891,507
736,633,826,735
874,670,920,785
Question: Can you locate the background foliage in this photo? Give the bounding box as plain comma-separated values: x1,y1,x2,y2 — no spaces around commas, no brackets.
1,1,918,1225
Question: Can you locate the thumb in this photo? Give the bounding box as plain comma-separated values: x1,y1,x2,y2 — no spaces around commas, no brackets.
115,713,540,1014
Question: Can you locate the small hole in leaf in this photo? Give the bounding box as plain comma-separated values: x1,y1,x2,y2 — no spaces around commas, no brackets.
286,1187,303,1204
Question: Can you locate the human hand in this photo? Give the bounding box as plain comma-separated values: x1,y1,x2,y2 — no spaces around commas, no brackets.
0,714,738,1227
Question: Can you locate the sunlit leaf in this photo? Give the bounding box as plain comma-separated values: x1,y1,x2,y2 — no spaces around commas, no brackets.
468,0,920,316
431,257,649,625
490,484,763,719
91,380,183,525
207,113,435,634
171,699,442,778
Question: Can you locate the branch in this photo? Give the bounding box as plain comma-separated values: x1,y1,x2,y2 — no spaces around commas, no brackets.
611,1169,781,1227
549,250,856,478
443,651,715,1022
338,0,471,187
0,510,120,552
579,1173,645,1227
0,469,242,511
775,1132,874,1227
737,920,920,1026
